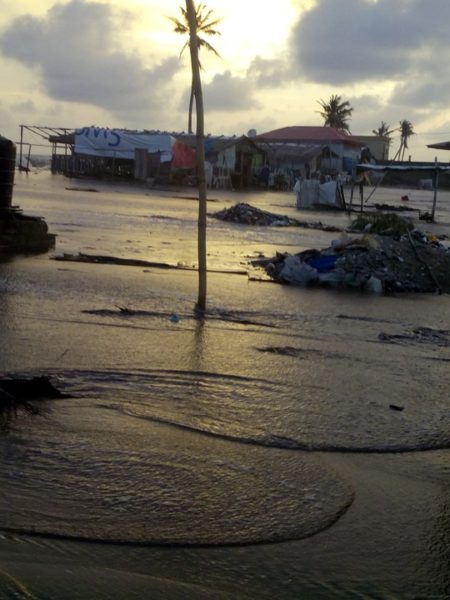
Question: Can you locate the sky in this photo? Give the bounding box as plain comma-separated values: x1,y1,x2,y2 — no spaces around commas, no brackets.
2,0,450,161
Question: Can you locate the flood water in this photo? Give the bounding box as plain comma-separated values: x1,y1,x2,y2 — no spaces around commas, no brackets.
0,171,449,598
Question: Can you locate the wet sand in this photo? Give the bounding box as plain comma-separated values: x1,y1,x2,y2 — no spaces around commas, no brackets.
0,171,449,598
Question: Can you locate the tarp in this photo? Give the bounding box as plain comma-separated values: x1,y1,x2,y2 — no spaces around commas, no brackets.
217,146,236,170
295,180,344,210
171,139,196,169
74,127,175,161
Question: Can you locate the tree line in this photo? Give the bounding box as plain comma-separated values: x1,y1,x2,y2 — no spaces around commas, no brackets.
317,94,415,161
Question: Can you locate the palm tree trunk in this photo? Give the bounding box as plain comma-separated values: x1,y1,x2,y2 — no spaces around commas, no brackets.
186,0,207,312
188,78,194,133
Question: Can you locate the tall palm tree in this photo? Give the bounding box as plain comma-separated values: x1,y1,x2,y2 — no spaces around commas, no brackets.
317,94,354,132
169,3,221,133
398,119,415,161
372,121,396,160
183,0,208,311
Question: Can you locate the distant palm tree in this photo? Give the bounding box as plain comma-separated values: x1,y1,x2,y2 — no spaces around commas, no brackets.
372,121,396,160
317,94,354,132
169,3,221,133
398,119,415,161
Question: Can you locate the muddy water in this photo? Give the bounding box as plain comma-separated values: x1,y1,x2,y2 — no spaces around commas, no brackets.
0,172,449,598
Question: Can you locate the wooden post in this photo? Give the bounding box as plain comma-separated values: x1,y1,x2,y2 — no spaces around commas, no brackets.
19,125,24,171
431,156,439,222
240,151,244,189
186,0,207,312
26,144,32,171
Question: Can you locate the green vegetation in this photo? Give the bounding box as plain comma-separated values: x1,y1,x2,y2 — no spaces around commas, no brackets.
350,213,414,236
169,3,221,133
317,94,354,132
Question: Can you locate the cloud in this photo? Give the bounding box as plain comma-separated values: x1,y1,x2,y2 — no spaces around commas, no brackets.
192,70,260,112
246,57,291,88
289,0,450,85
0,0,181,120
11,99,36,113
390,74,450,111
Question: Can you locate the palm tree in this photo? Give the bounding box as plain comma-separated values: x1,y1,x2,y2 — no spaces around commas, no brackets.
183,0,208,311
398,119,415,161
169,3,221,133
372,121,396,160
317,94,354,132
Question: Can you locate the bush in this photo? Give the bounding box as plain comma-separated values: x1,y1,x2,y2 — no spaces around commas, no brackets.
350,213,414,236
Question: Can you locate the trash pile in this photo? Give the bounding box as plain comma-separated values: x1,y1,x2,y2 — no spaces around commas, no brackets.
252,226,450,294
212,203,341,231
212,203,295,226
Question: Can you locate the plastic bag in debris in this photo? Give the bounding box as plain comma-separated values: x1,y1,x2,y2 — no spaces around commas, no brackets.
317,269,348,285
330,232,354,249
364,276,383,293
279,255,318,284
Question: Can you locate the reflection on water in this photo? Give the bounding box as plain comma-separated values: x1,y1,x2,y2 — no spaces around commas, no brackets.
0,172,449,597
0,386,353,545
428,485,450,596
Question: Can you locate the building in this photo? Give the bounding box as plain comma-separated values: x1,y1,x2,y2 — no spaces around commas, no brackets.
353,135,390,161
176,134,266,189
254,126,364,180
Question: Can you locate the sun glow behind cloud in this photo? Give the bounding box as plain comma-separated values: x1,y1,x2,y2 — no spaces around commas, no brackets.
2,0,450,160
121,0,299,73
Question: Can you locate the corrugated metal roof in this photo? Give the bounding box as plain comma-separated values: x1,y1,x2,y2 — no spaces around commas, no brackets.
256,126,363,146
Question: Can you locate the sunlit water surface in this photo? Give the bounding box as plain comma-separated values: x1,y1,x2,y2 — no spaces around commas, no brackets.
0,172,449,598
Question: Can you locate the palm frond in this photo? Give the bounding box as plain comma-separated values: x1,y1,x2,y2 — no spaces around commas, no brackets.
198,38,221,58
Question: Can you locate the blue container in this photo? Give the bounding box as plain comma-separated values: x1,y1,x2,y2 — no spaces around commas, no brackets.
306,254,337,273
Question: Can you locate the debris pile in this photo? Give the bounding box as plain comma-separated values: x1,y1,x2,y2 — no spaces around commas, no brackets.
253,226,450,294
212,203,341,231
378,327,450,346
213,203,294,226
373,203,416,213
0,376,71,428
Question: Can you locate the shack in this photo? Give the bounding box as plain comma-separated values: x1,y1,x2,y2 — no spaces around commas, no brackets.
354,162,450,220
254,126,364,184
176,134,266,189
49,128,179,180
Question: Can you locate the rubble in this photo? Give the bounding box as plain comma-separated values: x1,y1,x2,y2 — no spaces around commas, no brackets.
253,227,450,294
212,203,294,226
378,327,450,346
373,203,416,213
212,203,341,232
0,376,71,429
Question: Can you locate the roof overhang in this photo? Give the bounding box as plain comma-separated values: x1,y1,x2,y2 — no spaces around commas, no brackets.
427,141,450,150
356,163,450,172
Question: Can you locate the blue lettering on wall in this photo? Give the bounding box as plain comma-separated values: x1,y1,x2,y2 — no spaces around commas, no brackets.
108,131,121,147
75,127,90,136
75,127,123,150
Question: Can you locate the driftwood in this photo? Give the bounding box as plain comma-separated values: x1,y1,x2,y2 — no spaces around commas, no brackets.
53,253,247,275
